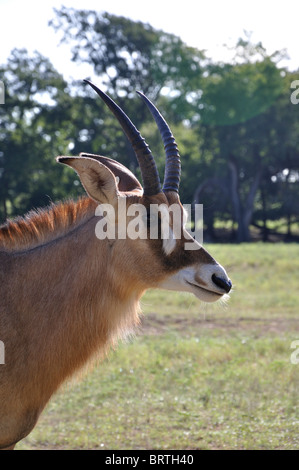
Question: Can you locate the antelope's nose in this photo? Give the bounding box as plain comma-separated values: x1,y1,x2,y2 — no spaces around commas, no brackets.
212,274,232,293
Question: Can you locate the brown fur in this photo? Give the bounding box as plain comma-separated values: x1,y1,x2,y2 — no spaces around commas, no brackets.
0,159,227,449
0,196,146,448
0,197,96,252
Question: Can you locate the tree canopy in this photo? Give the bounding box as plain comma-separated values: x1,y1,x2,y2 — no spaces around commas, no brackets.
1,8,298,242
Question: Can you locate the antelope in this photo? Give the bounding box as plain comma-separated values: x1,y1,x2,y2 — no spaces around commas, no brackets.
0,80,232,450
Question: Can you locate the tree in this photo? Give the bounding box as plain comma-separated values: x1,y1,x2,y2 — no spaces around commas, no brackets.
0,49,82,223
49,7,205,100
192,39,289,241
255,71,299,240
2,18,298,243
49,7,207,177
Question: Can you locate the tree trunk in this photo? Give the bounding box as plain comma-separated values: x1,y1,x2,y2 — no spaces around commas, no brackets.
286,213,292,240
261,186,269,242
228,158,262,242
193,177,229,242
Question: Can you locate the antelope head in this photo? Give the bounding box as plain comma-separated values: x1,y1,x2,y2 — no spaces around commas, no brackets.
58,80,232,303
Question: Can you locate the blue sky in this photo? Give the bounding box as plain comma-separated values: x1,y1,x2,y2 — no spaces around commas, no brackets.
1,0,298,79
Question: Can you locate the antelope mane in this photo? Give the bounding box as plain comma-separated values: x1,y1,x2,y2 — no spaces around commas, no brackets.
0,197,97,252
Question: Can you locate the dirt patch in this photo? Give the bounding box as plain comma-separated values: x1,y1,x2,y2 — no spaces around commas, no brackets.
139,312,299,336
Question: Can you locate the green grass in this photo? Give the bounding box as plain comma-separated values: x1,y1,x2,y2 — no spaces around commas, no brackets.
18,243,299,450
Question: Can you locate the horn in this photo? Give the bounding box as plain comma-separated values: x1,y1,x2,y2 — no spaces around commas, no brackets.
84,80,161,196
136,91,181,193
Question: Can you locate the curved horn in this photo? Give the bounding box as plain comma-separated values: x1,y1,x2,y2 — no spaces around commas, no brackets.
136,91,181,193
84,80,161,196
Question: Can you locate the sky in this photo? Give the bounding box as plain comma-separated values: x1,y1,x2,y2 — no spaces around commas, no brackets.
1,0,299,80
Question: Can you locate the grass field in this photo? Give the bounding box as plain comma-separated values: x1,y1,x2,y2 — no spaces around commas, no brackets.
18,243,299,450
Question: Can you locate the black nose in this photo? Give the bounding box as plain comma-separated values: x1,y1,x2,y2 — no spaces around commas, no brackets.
212,274,232,293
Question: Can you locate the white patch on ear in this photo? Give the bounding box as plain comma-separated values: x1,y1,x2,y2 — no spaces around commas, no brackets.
182,206,188,229
162,226,177,255
158,204,177,256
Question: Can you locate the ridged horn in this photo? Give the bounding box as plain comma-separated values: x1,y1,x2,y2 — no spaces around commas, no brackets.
84,80,161,196
136,91,181,193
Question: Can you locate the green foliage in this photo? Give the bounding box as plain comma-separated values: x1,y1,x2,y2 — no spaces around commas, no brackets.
49,7,205,101
0,9,298,241
0,49,84,221
201,42,285,126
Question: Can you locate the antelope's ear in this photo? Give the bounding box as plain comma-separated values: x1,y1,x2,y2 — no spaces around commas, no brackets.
57,156,118,205
79,153,143,194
